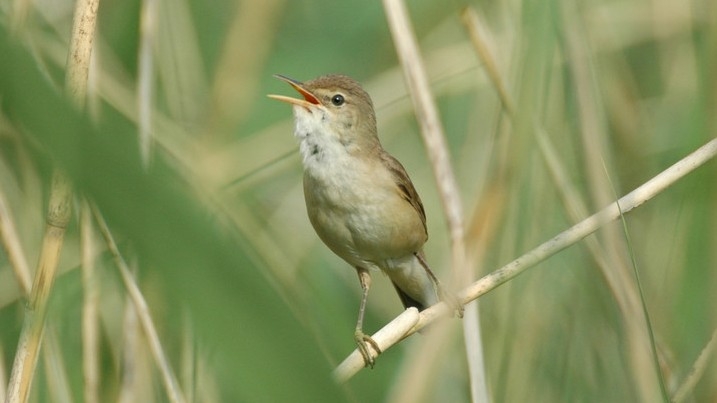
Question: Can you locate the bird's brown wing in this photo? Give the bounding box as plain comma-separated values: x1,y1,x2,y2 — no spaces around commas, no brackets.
380,151,427,237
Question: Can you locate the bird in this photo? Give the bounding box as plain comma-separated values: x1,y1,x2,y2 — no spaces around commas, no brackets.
268,74,462,367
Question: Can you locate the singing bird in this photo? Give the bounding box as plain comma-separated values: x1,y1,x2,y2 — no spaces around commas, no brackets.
269,74,461,367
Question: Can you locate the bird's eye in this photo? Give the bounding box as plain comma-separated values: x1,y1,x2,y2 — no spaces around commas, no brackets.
331,94,345,106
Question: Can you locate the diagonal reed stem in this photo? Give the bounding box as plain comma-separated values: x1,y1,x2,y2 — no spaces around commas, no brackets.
334,137,717,382
5,172,72,403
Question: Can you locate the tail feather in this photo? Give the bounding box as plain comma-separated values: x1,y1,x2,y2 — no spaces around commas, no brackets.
385,252,438,312
391,280,427,311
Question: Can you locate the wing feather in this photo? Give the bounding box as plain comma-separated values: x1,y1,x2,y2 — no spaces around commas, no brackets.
379,151,427,237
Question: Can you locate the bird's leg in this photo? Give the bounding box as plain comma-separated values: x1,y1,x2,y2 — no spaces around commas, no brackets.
354,267,381,367
414,252,464,318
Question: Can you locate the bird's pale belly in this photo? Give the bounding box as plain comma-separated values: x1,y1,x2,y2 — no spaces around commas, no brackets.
303,166,426,268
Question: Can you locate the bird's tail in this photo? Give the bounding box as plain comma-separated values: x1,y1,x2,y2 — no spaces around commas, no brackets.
391,281,429,311
386,251,439,312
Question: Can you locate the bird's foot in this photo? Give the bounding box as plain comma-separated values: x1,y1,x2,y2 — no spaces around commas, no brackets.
354,329,381,368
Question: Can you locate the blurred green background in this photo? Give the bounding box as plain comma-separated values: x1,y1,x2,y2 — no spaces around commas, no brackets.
1,0,716,401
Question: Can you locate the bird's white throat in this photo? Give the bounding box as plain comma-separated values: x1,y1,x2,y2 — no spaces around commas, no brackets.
292,106,351,174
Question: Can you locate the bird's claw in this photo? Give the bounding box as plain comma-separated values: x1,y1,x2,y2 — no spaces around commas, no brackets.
354,329,381,368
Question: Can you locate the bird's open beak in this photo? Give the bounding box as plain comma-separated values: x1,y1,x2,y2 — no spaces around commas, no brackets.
268,74,320,109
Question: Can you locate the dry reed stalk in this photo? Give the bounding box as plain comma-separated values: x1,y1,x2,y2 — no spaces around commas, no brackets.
461,6,514,115
206,0,284,139
80,201,100,403
138,0,156,168
5,172,73,403
672,327,717,402
0,189,32,294
5,0,97,400
348,3,486,399
92,207,187,403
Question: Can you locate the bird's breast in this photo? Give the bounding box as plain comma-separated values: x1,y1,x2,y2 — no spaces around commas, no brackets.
302,151,426,266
